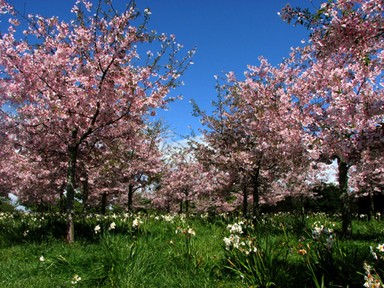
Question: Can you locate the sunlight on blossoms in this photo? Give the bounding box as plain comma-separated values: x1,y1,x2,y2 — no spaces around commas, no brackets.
224,221,257,255
132,217,143,228
108,222,116,231
363,262,382,288
227,222,244,234
175,226,196,237
71,274,82,285
94,225,101,234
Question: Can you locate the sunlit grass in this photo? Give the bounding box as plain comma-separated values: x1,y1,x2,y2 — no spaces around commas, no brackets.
0,211,383,287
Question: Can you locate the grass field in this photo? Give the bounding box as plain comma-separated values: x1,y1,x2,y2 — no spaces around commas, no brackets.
1,211,383,287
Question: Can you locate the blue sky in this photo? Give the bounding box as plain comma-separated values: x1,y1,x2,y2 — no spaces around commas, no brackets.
6,0,314,140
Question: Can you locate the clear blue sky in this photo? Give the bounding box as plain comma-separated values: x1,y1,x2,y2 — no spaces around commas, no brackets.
6,0,315,140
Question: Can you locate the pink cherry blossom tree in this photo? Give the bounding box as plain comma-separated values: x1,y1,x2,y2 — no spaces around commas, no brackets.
152,145,217,214
84,121,165,213
0,0,193,242
193,60,312,220
281,0,383,237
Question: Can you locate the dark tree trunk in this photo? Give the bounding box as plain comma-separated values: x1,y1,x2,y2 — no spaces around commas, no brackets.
66,145,78,243
179,200,183,214
185,189,189,215
242,182,248,218
338,158,352,239
368,192,375,221
185,198,189,215
252,167,260,223
127,184,134,213
101,192,107,215
166,200,170,213
81,173,89,215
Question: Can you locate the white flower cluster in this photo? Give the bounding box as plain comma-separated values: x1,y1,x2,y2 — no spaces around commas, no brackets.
161,214,175,222
94,224,101,234
223,234,240,249
311,221,334,238
311,221,335,249
370,243,384,260
223,221,257,255
227,222,244,234
132,217,143,228
175,226,196,237
71,274,82,285
0,212,14,221
108,222,116,231
363,262,382,288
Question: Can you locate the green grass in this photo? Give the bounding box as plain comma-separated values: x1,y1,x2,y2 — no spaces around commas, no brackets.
0,212,383,287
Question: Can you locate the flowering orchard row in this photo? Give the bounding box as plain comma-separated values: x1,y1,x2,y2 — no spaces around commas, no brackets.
1,0,383,244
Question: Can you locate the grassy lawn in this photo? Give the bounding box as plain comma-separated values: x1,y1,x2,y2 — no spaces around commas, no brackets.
0,212,383,287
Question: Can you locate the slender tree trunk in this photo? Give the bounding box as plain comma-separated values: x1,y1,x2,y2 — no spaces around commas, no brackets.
368,192,375,221
242,181,248,218
101,192,107,215
59,181,66,213
81,173,89,215
179,200,183,214
166,200,170,213
66,145,78,243
185,189,189,215
128,184,134,213
338,158,352,239
252,167,260,223
185,199,189,215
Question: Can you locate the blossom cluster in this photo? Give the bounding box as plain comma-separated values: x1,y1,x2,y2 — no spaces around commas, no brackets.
223,221,257,255
132,216,143,228
0,212,15,221
71,274,82,285
311,221,336,249
363,243,384,287
161,214,177,222
227,222,244,234
94,224,101,234
153,213,187,223
175,226,196,237
370,243,384,261
363,262,382,288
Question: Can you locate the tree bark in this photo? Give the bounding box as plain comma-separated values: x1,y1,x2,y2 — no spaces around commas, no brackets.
242,181,248,218
338,158,352,239
185,198,189,215
101,192,107,215
185,189,189,215
81,173,89,215
368,192,375,221
252,167,260,223
128,184,134,213
179,199,183,214
66,145,78,243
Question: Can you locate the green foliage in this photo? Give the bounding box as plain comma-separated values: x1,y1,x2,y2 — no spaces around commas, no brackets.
265,184,343,215
226,236,292,287
0,197,17,213
0,211,384,287
308,184,342,213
